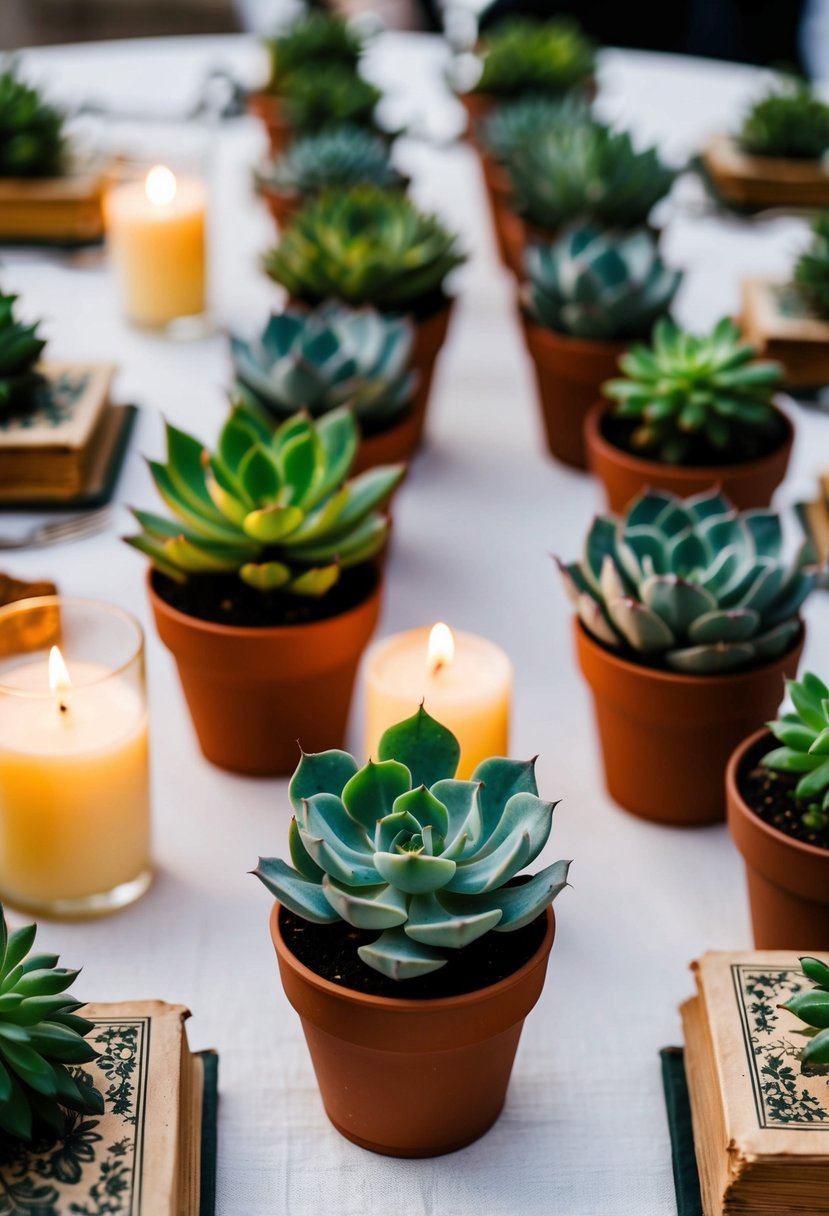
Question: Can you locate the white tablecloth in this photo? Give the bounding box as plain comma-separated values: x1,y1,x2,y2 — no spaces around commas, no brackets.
5,33,829,1216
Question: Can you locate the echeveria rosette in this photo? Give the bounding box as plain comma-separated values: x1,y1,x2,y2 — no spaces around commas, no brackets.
259,126,402,198
739,79,829,160
763,672,829,831
126,404,403,597
264,14,366,93
254,708,570,980
557,488,815,675
781,956,829,1069
0,291,47,413
0,904,103,1143
794,212,829,320
472,18,596,100
480,94,592,166
280,68,383,138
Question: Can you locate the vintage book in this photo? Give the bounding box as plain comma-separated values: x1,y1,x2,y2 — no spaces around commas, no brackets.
681,951,829,1215
660,1047,704,1216
0,168,108,246
741,279,829,387
797,471,829,586
702,135,829,210
0,1001,217,1215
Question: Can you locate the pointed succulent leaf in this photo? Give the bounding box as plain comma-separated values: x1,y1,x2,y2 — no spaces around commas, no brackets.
357,928,446,980
801,957,829,990
478,858,571,931
804,1026,829,1067
467,756,538,849
342,760,412,830
404,892,502,948
664,642,755,674
391,786,449,838
238,561,292,591
377,707,461,787
288,817,325,882
253,858,340,923
607,597,675,652
373,851,457,895
639,575,716,634
783,989,829,1028
321,876,408,930
242,504,304,543
446,829,531,895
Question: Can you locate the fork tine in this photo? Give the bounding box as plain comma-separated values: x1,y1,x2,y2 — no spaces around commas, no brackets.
36,507,113,546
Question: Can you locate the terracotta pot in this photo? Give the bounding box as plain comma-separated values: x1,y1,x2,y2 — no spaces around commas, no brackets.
259,183,300,230
352,405,421,475
248,92,293,156
520,314,627,468
269,901,556,1157
728,730,829,948
407,297,454,445
479,150,513,265
148,572,381,776
575,620,804,826
585,399,795,514
458,92,494,146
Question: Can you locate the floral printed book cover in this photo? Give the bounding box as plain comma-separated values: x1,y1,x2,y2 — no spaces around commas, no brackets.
0,1001,217,1216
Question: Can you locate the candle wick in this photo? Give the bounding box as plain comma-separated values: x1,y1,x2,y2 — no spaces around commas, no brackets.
59,700,68,715
431,660,445,677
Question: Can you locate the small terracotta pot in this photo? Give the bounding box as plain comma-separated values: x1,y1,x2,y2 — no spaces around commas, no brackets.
270,901,555,1157
500,209,551,280
479,151,513,265
458,92,495,146
520,315,627,469
248,92,293,156
407,297,454,445
576,620,804,826
728,730,829,948
259,182,300,230
148,572,381,776
585,400,795,514
352,406,421,475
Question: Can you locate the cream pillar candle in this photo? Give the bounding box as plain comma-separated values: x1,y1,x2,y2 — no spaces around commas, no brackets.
363,623,512,779
105,164,206,328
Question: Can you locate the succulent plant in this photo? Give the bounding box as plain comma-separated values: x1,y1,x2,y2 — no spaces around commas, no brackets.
231,303,416,428
471,18,595,99
0,63,64,179
506,120,676,232
126,405,403,597
557,488,815,675
793,211,829,319
479,93,591,165
524,226,681,341
264,186,465,312
264,14,365,93
739,78,829,161
603,317,783,464
781,956,829,1068
254,706,570,980
0,291,47,413
763,672,829,831
259,126,402,198
0,904,103,1142
280,67,382,137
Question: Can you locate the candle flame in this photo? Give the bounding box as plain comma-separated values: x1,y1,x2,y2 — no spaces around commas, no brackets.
48,645,72,694
145,164,177,206
428,622,455,676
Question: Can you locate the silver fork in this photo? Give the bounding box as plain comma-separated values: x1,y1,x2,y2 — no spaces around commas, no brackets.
0,507,113,551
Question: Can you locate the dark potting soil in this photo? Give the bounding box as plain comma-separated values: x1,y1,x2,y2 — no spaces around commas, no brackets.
152,563,378,629
600,410,788,469
738,737,829,851
280,905,548,1000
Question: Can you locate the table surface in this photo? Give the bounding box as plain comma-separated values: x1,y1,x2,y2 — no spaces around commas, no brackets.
5,32,829,1216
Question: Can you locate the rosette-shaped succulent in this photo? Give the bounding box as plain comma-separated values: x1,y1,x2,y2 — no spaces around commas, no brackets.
763,672,829,830
0,290,46,413
259,126,402,197
264,186,466,311
232,304,416,428
524,226,681,341
280,67,382,137
0,64,64,179
126,405,403,596
0,905,103,1142
739,78,829,160
506,120,675,232
264,14,366,92
794,211,829,318
255,708,570,979
480,94,590,165
603,317,782,464
781,956,829,1068
472,18,595,99
557,488,815,675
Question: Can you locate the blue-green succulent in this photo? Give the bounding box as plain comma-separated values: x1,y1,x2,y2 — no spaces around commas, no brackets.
479,94,591,165
259,126,403,198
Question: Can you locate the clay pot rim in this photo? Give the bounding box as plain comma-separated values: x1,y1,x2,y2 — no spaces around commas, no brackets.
270,900,555,1013
585,398,795,487
147,567,381,643
520,311,630,360
575,617,804,692
727,727,829,863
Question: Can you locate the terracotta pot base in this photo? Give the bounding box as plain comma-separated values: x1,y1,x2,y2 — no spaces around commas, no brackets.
408,298,454,445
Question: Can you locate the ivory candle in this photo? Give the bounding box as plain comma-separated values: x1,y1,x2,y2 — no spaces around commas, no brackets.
363,623,512,779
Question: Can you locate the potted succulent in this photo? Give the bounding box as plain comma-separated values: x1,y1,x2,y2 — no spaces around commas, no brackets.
264,186,466,445
520,226,681,468
558,488,814,825
126,405,403,775
702,76,829,211
587,317,793,512
500,119,676,279
781,956,829,1064
0,289,46,412
231,303,419,473
728,672,829,948
253,706,571,1157
256,126,405,230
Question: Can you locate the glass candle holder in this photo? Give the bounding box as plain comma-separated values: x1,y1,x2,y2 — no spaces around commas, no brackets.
0,597,152,919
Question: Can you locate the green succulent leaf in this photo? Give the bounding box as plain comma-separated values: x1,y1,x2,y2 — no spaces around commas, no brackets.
377,707,461,788
357,928,446,980
253,858,340,924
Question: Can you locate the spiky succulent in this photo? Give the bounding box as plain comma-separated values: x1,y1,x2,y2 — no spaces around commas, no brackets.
0,905,103,1143
780,956,829,1069
259,126,402,198
603,317,783,464
265,186,465,312
763,672,829,831
255,706,570,980
479,93,591,165
793,211,829,318
507,120,676,232
557,488,814,675
0,291,47,413
739,78,829,160
279,67,382,137
231,304,416,428
0,63,64,179
264,14,365,93
472,18,595,99
126,405,403,597
524,226,681,341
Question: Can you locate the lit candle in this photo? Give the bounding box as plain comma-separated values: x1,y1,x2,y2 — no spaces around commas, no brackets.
363,623,512,779
0,598,152,918
105,164,206,328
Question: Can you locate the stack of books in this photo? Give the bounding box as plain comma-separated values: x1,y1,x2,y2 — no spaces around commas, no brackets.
798,472,829,575
0,166,109,246
741,279,829,388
